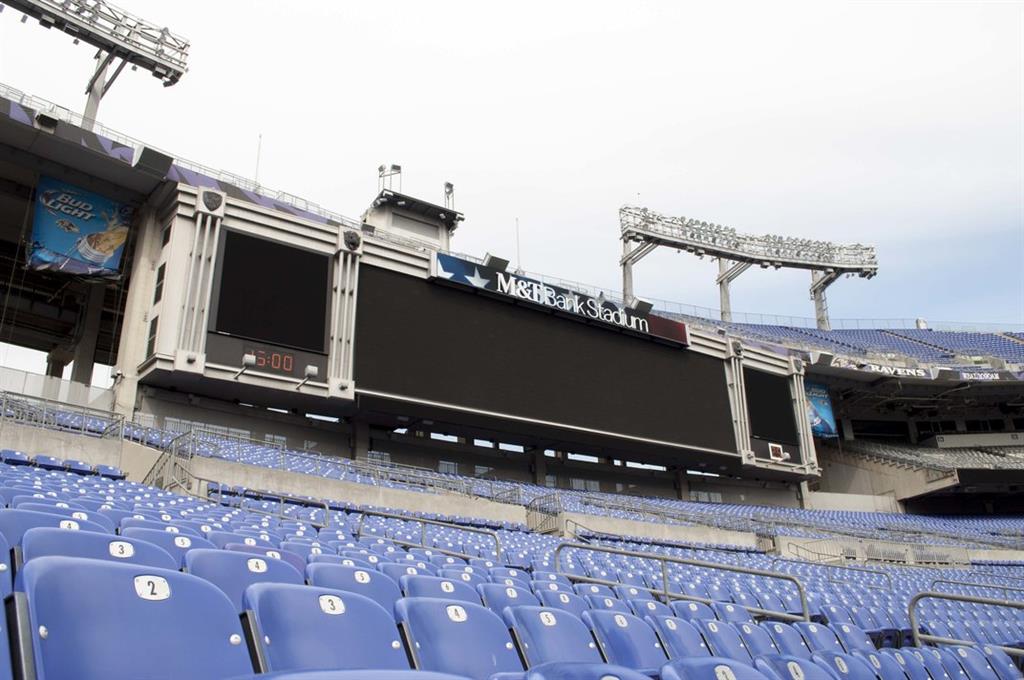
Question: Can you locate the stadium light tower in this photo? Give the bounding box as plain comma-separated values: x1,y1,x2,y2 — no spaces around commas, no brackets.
2,0,189,127
619,206,878,330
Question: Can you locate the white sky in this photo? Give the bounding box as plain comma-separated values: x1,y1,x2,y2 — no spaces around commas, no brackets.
1,0,1023,381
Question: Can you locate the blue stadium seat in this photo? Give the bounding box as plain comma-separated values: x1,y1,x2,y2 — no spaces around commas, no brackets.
14,555,252,680
581,609,668,675
586,595,632,614
734,621,781,657
575,583,616,599
439,568,488,588
662,657,774,680
978,645,1023,680
629,598,672,619
394,597,524,678
615,585,652,601
902,647,954,680
478,582,539,615
644,615,711,659
242,582,410,673
947,646,1002,680
532,571,572,585
502,605,603,666
119,517,203,537
796,622,846,654
400,574,480,604
306,563,402,614
833,624,876,654
0,508,109,546
539,590,591,618
694,619,752,663
380,562,433,583
880,649,931,680
13,503,115,533
764,622,814,660
811,652,879,680
714,601,753,624
21,526,176,570
491,567,530,587
755,655,838,680
935,647,972,680
671,600,717,622
852,650,909,680
185,548,303,612
225,543,306,574
534,579,572,595
227,673,468,680
119,526,216,569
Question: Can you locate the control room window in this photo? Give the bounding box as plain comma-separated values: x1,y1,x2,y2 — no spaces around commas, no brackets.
145,316,159,358
544,474,557,488
153,264,165,304
439,460,458,475
368,451,391,465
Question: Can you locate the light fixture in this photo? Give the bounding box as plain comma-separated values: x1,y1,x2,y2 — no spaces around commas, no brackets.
627,296,654,316
233,353,256,380
483,253,510,271
295,365,319,390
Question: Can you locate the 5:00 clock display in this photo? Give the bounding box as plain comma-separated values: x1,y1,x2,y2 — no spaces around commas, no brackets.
245,348,294,373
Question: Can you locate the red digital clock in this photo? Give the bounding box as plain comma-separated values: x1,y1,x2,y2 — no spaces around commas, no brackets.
246,348,294,373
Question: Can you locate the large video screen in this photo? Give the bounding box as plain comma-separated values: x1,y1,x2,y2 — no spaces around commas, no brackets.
211,230,330,353
743,367,800,446
354,265,737,453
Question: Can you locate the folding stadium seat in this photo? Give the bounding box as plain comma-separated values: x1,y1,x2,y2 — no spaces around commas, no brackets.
94,465,125,479
380,562,434,583
946,647,1003,680
225,543,306,574
692,620,752,663
20,526,176,570
795,622,846,655
629,598,672,619
394,597,525,678
119,526,216,569
535,579,572,595
478,582,539,615
400,574,480,604
533,570,572,585
207,529,275,549
586,595,632,614
185,549,303,612
644,616,712,659
305,563,402,614
902,647,954,680
934,647,973,680
879,649,931,680
13,555,252,680
977,646,1022,680
734,621,780,657
616,585,653,601
822,604,857,627
755,655,838,680
0,450,31,466
503,605,604,667
853,649,910,680
13,503,115,533
581,610,669,675
120,516,203,536
539,590,591,618
833,623,876,654
713,601,753,624
661,657,773,680
491,567,531,587
521,663,655,680
241,583,410,673
0,508,109,548
672,600,718,622
763,622,814,660
32,455,64,471
576,583,616,599
439,567,488,588
811,651,882,680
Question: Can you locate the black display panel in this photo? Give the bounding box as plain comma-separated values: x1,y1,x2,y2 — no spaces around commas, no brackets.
743,367,800,446
211,231,330,353
354,265,737,452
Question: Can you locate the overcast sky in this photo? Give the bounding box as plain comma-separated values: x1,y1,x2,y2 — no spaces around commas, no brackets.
1,0,1022,352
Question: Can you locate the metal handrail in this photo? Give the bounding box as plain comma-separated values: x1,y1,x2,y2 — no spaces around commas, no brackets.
354,508,502,559
828,564,893,591
909,591,1024,658
194,476,334,530
553,542,811,622
931,579,1024,600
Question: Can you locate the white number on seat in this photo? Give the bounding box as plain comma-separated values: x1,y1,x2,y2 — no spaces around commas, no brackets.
173,536,192,548
614,614,629,628
319,595,345,615
247,558,268,573
58,520,79,530
446,605,468,622
441,581,455,593
714,666,737,680
134,575,171,601
109,541,135,558
354,570,371,584
539,611,557,626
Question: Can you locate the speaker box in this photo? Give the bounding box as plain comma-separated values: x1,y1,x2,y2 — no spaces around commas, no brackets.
132,145,174,178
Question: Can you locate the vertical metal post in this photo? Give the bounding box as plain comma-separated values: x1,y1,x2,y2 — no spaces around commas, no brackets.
718,258,732,322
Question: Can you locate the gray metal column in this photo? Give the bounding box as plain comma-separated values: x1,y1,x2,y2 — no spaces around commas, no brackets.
622,238,634,303
810,270,839,331
716,259,751,323
70,283,105,385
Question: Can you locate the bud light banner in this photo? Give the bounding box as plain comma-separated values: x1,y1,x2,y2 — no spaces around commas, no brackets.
27,176,134,278
805,380,838,438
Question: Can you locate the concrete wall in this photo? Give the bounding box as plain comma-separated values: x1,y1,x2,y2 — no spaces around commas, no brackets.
814,447,957,501
562,511,758,549
189,456,527,525
0,422,123,468
803,490,900,513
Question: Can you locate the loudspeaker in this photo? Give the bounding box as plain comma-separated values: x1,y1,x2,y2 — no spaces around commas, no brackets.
131,145,174,178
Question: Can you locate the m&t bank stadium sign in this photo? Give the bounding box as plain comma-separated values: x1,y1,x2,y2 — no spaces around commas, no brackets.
432,252,689,346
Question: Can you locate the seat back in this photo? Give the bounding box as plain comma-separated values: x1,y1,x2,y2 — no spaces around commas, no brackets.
306,563,402,614
979,644,1023,680
948,646,1002,680
834,623,875,653
629,598,672,619
734,621,779,657
903,646,954,680
17,555,252,680
882,649,933,680
394,597,523,679
756,655,839,680
764,621,814,660
645,615,711,659
586,595,631,613
713,601,753,624
185,549,303,612
695,619,752,663
796,622,846,654
503,605,603,666
477,583,539,616
243,582,409,673
0,508,108,546
661,657,773,680
671,600,717,622
854,650,910,680
812,651,881,680
538,590,590,618
119,527,216,569
582,609,668,671
21,526,176,570
400,575,480,604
